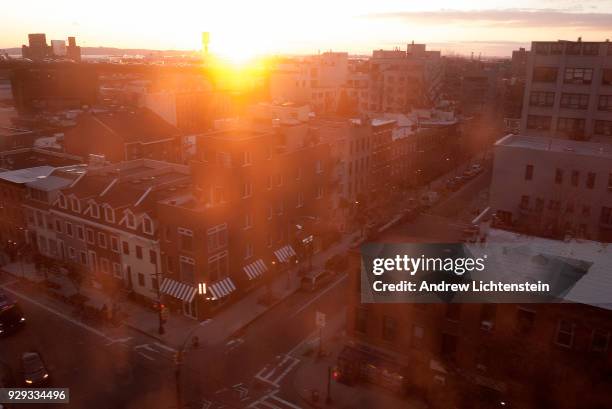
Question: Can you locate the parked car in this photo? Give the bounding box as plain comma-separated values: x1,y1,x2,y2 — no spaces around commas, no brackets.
0,292,25,337
21,352,50,387
300,270,335,292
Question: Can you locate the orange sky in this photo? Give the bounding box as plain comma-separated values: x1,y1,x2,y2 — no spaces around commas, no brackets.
3,1,612,58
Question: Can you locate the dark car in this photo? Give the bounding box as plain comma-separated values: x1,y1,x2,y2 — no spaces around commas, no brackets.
0,293,26,336
21,352,50,387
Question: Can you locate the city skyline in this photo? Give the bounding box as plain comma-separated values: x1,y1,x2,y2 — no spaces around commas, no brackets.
3,0,612,60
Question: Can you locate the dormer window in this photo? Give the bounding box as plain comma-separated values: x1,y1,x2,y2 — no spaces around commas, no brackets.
70,196,81,213
58,193,67,209
142,215,153,235
104,206,115,223
124,210,136,229
88,201,100,218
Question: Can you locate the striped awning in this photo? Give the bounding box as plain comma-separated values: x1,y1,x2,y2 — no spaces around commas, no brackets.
209,277,236,300
244,259,267,280
160,278,197,303
274,245,296,263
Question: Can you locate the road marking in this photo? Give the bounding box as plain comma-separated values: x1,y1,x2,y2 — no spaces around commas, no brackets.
154,342,176,352
248,389,302,409
290,273,347,318
255,355,300,387
105,337,133,346
0,284,115,342
136,351,155,361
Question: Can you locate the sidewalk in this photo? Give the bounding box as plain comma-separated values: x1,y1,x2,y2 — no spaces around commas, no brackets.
1,230,361,349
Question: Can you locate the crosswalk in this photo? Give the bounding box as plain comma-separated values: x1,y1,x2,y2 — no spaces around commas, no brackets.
255,354,300,388
247,390,302,409
133,342,177,362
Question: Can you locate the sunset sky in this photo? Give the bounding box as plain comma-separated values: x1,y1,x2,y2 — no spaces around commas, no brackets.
3,0,612,58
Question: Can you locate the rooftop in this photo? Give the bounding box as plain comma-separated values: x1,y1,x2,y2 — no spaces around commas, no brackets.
0,166,55,184
496,134,612,159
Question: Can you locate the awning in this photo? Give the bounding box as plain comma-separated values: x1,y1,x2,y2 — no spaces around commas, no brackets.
274,245,296,263
160,278,197,303
209,277,236,300
244,259,267,280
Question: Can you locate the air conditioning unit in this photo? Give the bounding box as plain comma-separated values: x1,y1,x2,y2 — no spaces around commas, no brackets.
481,320,494,331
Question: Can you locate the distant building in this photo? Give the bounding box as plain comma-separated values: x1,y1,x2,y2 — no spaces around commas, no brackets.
520,39,612,141
63,109,182,163
21,33,52,61
511,47,530,78
51,40,67,56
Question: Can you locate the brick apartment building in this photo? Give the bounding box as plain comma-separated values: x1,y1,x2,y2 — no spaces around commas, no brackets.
340,231,612,409
156,119,333,319
63,109,182,163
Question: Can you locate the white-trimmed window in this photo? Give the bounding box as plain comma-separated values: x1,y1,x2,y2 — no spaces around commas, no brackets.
112,263,122,278
208,251,228,282
55,220,63,233
316,185,323,199
267,206,273,220
86,228,95,244
124,210,136,229
179,256,196,284
104,205,115,223
98,232,107,249
88,201,100,218
245,242,253,259
178,227,194,251
243,151,252,166
244,213,252,229
555,320,575,348
77,226,84,241
110,236,119,252
142,215,153,235
79,251,87,265
100,258,110,274
297,192,304,208
65,222,73,237
68,247,75,259
70,196,81,213
242,182,253,198
58,193,67,209
207,224,228,252
275,174,283,187
315,160,323,174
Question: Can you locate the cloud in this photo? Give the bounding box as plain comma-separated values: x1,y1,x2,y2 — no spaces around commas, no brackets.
365,8,612,30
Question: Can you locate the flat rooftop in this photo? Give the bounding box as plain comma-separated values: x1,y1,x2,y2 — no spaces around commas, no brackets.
496,134,612,159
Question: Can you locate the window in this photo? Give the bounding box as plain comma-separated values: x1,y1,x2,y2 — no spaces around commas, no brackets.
244,213,252,229
242,182,252,198
79,251,87,265
208,251,228,282
110,236,119,252
66,222,73,237
600,207,612,225
381,315,397,341
58,194,67,209
242,151,252,166
560,93,589,109
77,226,84,241
516,308,536,334
520,195,530,209
565,42,582,55
207,224,228,252
266,175,272,190
594,120,612,136
122,241,130,255
582,43,599,55
179,256,195,284
104,206,115,223
245,242,253,259
135,245,143,260
149,250,157,265
124,211,136,229
603,69,612,85
535,198,544,212
526,115,551,130
275,173,283,187
315,160,323,174
524,164,534,181
316,186,323,199
598,95,612,112
555,320,575,348
529,91,555,107
564,68,593,85
178,228,194,251
138,272,145,287
267,206,273,220
555,168,563,184
591,329,610,353
297,192,304,208
276,200,284,215
68,247,75,258
142,216,153,234
112,263,122,278
557,118,586,139
70,197,80,213
532,66,557,82
100,258,110,274
586,172,596,189
295,167,302,180
86,228,94,244
98,232,107,248
89,202,100,218
55,220,62,233
355,307,368,334
571,170,580,186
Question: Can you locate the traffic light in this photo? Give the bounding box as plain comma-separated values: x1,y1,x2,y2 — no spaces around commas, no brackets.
331,367,341,381
160,304,169,323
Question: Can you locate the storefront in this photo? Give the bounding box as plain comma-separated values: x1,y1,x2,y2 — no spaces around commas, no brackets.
337,345,407,393
159,277,198,319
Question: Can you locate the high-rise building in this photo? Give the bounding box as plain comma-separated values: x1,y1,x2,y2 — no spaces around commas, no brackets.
21,33,52,61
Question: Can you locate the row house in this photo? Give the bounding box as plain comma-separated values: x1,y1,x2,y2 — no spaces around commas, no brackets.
156,119,333,319
48,160,190,301
340,230,612,409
